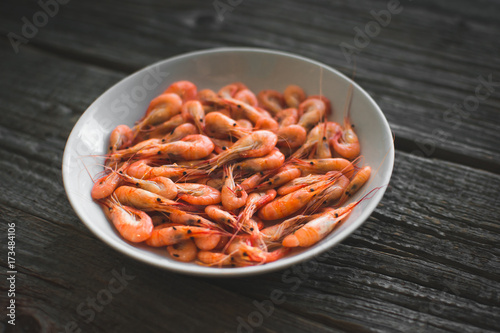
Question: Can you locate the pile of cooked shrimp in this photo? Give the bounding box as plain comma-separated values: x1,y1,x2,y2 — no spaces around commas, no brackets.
91,80,371,267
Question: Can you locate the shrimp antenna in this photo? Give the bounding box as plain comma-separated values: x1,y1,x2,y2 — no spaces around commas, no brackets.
342,83,354,121
80,157,97,184
350,155,365,170
109,192,124,209
318,65,329,124
276,133,293,150
302,173,344,215
345,58,357,122
357,185,387,204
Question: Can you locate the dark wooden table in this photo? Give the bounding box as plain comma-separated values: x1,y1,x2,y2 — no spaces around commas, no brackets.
1,0,499,332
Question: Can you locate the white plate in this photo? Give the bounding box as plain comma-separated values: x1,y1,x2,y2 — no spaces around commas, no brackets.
62,47,394,277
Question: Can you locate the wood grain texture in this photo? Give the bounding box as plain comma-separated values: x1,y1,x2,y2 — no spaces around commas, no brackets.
0,0,499,332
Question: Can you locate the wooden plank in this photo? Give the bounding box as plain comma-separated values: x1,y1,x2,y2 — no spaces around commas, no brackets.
2,0,500,171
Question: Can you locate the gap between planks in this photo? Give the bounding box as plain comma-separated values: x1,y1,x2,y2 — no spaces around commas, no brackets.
394,136,500,175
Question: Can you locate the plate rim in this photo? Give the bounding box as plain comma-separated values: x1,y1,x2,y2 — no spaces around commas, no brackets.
62,47,395,277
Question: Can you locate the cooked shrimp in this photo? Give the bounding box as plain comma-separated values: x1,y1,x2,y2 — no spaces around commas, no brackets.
291,122,329,158
240,173,265,191
282,198,368,248
283,85,306,108
145,225,218,247
255,165,301,191
113,186,180,212
277,125,307,149
108,125,133,155
234,89,258,107
282,210,347,248
204,112,251,139
252,217,265,231
116,171,178,200
221,98,279,131
303,173,350,213
308,95,332,115
276,108,299,127
213,108,233,118
175,156,217,168
285,185,384,248
181,100,205,133
205,205,239,229
197,176,225,191
194,234,222,251
176,183,221,206
213,236,231,250
293,158,354,178
221,165,248,211
260,214,314,244
257,90,285,116
277,145,295,158
276,173,328,196
249,246,290,264
315,122,341,159
211,138,234,154
218,82,247,98
151,214,173,226
142,114,185,140
256,107,274,119
161,123,198,143
137,134,214,161
100,199,153,242
238,190,276,232
236,119,253,130
258,178,337,220
331,117,360,160
138,178,176,200
133,93,183,136
126,159,206,180
230,241,290,264
255,117,279,132
297,98,326,131
110,138,161,160
164,80,197,102
167,209,220,229
144,93,182,117
197,251,234,267
233,149,285,173
202,130,277,173
91,162,129,200
198,88,218,103
339,166,371,204
167,239,198,262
